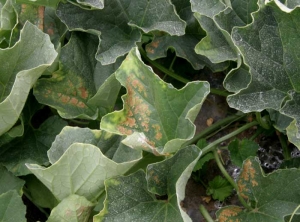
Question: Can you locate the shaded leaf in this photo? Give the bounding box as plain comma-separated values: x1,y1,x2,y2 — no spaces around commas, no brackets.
27,143,142,202
0,116,67,176
228,139,259,168
101,48,210,155
0,190,26,222
0,165,24,195
0,22,57,135
24,174,58,209
16,0,61,8
47,194,95,222
95,145,201,222
56,0,185,65
217,157,300,221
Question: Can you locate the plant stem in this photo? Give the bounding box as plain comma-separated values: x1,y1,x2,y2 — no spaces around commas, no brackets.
184,114,246,147
277,131,290,160
255,112,270,129
201,121,258,156
139,47,230,97
213,150,252,211
199,205,214,222
23,189,50,217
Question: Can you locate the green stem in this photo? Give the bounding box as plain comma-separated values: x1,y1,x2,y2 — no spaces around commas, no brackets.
184,114,246,147
202,121,258,156
23,189,50,217
139,47,230,97
199,205,214,222
278,132,290,160
169,54,177,71
289,205,300,222
213,150,252,211
249,127,263,141
255,112,270,129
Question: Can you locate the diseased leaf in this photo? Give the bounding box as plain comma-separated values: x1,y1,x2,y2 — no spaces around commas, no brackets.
145,0,227,71
206,176,233,201
56,0,185,65
228,139,259,168
47,126,142,164
47,195,95,222
190,0,226,18
0,190,26,222
0,22,57,135
27,143,142,202
228,1,300,149
101,48,210,155
217,157,300,221
0,165,24,195
95,145,201,222
0,116,67,176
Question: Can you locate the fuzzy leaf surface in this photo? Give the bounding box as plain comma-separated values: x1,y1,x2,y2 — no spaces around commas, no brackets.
95,145,201,222
217,157,300,221
101,48,210,154
0,22,57,135
27,143,141,202
228,1,300,149
56,0,185,65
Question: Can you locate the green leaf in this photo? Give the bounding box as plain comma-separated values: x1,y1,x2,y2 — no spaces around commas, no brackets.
56,0,185,65
47,126,142,164
24,174,58,209
94,145,201,222
206,176,233,201
0,116,67,176
47,194,95,222
228,139,259,168
0,190,26,222
0,165,24,195
217,157,300,221
145,0,226,71
27,143,142,202
190,0,226,18
0,22,57,136
101,48,210,155
228,1,300,149
193,153,214,172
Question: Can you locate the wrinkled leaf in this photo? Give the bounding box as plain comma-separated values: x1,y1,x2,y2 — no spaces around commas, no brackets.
56,0,185,65
0,116,67,176
95,145,201,222
27,143,142,202
217,157,300,221
47,194,95,222
0,165,24,195
228,139,259,168
0,190,26,222
0,22,57,135
228,1,300,149
47,126,142,164
190,0,226,18
71,0,104,9
101,48,210,154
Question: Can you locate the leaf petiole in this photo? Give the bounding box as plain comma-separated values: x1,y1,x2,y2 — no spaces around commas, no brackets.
199,204,214,222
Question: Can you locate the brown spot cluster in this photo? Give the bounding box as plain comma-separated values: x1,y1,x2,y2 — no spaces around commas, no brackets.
218,207,242,222
152,124,162,141
57,93,86,108
146,39,161,54
237,159,258,199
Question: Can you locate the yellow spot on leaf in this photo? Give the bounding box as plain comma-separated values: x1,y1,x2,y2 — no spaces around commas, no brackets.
218,207,242,222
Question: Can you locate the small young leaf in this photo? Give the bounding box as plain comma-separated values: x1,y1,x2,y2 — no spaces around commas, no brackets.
228,139,259,168
206,176,233,201
193,153,214,172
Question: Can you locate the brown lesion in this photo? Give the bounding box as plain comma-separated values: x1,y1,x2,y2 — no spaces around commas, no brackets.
146,39,161,54
218,207,242,222
239,159,258,187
